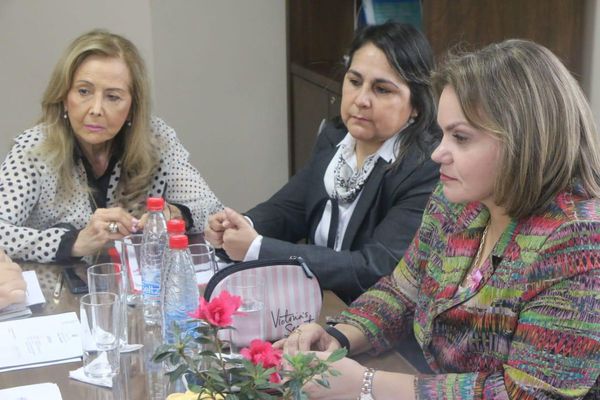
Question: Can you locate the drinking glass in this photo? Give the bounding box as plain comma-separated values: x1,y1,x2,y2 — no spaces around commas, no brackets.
115,234,144,305
188,243,217,297
80,292,121,378
225,275,265,353
87,263,128,347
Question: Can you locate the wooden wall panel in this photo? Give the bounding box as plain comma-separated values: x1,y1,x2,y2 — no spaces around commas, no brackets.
422,0,584,77
287,0,586,174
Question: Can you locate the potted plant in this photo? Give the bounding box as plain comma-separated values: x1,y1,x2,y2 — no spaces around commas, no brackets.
153,291,346,400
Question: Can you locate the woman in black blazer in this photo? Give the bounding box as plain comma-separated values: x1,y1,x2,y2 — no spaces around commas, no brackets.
205,22,439,303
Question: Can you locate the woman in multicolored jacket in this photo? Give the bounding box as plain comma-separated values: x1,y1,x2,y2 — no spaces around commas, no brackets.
281,39,600,399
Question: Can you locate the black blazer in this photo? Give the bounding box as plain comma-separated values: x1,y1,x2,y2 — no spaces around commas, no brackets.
246,119,439,303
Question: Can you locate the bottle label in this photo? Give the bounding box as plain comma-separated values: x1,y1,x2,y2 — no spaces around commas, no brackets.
143,281,161,297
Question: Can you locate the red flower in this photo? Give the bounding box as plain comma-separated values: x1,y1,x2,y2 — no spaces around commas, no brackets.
269,372,282,383
189,291,242,327
240,339,282,368
241,339,283,383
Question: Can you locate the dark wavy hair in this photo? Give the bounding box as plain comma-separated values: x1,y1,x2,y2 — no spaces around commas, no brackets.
345,22,439,165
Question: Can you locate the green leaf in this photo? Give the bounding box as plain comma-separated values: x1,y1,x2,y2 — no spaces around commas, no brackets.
165,364,189,383
195,336,214,345
199,350,218,357
327,348,347,362
315,378,330,388
169,352,182,364
187,382,204,393
152,350,174,362
227,357,246,366
205,369,226,383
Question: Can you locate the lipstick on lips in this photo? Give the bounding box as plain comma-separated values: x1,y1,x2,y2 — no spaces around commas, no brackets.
85,124,104,132
439,172,457,182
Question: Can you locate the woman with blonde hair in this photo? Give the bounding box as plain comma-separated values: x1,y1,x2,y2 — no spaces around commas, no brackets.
281,39,600,399
0,30,222,263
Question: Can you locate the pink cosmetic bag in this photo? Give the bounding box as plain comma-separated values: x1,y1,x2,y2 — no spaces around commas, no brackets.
204,257,322,342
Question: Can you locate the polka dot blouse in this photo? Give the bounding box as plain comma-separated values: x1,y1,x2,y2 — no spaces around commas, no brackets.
0,116,223,263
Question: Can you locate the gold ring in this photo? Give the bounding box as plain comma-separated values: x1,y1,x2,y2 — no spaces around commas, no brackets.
108,221,119,234
292,328,302,336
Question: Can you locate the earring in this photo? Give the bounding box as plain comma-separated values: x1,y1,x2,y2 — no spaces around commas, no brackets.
63,111,68,119
127,120,132,127
408,117,415,125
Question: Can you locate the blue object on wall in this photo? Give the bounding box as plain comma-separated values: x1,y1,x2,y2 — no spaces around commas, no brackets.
357,0,423,30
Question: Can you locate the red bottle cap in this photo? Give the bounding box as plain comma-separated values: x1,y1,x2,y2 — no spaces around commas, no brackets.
169,234,189,249
167,219,185,234
146,197,165,211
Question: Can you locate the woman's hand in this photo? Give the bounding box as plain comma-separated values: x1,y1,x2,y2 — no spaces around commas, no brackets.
137,201,183,231
0,250,27,309
72,207,140,257
221,207,258,261
274,323,341,353
204,210,228,248
303,352,417,400
301,352,366,400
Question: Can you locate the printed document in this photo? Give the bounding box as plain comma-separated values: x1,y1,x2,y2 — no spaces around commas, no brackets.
0,382,62,400
0,312,82,371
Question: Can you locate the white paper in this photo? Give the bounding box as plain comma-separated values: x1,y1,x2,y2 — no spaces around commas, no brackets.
0,382,62,400
0,306,31,322
0,312,82,371
120,343,143,353
23,270,46,306
0,270,46,321
0,357,81,372
69,357,114,388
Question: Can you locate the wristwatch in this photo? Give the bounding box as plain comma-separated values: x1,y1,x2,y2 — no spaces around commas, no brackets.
358,367,376,400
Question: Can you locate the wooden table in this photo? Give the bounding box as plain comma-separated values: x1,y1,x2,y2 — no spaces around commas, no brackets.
0,262,415,398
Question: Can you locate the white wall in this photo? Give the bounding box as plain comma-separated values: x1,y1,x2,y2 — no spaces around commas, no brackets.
149,1,288,211
0,0,288,211
0,0,154,148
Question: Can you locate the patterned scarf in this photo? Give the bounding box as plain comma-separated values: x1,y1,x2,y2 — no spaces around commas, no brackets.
331,150,379,203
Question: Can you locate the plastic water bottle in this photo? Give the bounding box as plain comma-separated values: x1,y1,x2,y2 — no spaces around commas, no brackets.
162,234,200,345
141,197,168,326
163,219,185,263
167,219,186,235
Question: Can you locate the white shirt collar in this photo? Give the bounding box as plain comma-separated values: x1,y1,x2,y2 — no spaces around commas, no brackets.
337,132,398,165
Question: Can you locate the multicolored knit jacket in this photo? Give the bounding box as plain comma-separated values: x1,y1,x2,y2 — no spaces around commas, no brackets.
333,183,600,399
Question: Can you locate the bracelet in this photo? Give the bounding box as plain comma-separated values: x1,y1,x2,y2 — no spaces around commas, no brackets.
358,367,376,400
325,325,351,353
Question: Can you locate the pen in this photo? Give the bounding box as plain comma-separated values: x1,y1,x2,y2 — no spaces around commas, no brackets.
53,271,63,299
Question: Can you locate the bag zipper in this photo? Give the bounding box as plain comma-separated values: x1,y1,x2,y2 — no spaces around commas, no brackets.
204,256,317,300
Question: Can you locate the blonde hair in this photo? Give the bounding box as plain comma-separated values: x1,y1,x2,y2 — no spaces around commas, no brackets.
37,29,158,212
433,39,600,218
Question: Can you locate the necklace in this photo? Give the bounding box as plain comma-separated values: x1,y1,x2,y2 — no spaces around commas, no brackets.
465,224,489,289
472,224,489,269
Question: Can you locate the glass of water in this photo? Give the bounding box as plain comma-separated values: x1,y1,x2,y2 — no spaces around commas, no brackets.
188,243,217,297
115,234,144,305
87,263,128,348
225,275,265,353
80,292,121,378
